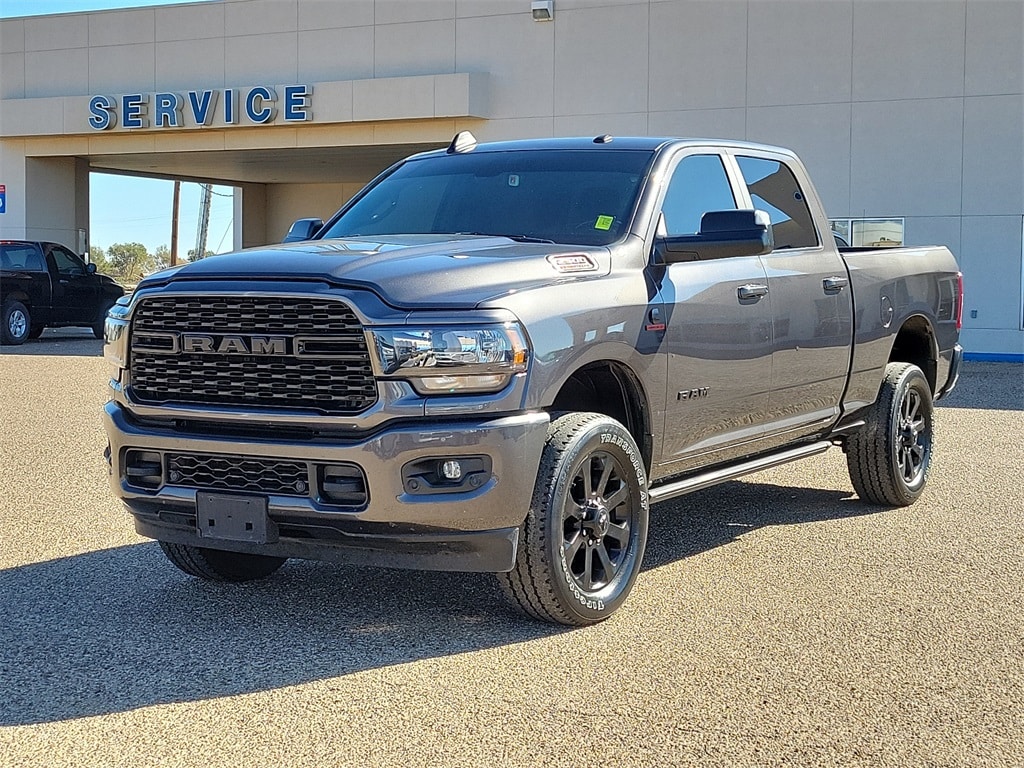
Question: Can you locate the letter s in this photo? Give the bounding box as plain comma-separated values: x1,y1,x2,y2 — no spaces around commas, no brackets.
89,95,114,130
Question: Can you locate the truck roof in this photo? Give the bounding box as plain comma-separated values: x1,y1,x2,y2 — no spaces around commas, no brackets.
411,134,797,159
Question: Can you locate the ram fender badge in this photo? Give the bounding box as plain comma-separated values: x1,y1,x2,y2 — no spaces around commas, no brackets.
547,253,598,274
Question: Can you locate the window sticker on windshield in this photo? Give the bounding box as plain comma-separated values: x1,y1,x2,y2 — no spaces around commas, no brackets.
595,215,614,230
507,174,520,187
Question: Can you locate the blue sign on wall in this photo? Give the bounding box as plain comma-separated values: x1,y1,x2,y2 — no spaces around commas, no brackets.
0,184,6,214
88,86,312,131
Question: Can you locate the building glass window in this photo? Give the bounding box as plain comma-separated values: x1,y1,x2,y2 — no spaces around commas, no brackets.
829,218,905,248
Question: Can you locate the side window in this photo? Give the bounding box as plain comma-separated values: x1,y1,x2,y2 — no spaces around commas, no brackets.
735,156,818,249
0,244,45,272
51,246,87,276
661,155,737,236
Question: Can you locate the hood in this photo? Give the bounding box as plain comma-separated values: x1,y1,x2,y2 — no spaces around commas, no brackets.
139,235,609,308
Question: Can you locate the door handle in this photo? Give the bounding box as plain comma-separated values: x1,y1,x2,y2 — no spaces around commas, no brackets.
59,279,69,285
823,276,849,293
737,284,768,300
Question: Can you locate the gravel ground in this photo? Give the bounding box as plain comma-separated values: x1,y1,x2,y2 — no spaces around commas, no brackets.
1,330,1022,767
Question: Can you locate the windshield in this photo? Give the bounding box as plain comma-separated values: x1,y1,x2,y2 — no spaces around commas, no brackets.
320,149,654,246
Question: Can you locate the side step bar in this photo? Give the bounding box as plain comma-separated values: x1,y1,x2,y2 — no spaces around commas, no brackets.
648,441,832,505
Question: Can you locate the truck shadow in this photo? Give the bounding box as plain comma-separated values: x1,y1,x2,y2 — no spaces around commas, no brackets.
0,332,103,357
0,480,873,726
644,481,866,569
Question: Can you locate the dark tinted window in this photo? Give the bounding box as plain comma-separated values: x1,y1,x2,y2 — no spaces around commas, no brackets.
50,246,87,275
0,243,45,272
320,149,654,246
736,156,818,249
661,154,737,236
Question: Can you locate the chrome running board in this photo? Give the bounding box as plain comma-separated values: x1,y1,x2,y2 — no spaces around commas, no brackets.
648,441,832,505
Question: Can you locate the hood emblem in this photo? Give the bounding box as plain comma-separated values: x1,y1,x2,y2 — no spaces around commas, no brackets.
547,253,598,274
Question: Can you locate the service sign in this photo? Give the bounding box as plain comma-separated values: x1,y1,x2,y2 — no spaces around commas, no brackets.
88,85,312,130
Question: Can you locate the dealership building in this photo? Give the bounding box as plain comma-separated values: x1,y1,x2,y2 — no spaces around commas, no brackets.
0,0,1021,358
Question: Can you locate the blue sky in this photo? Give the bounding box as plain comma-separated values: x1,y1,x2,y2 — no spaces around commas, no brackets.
3,0,232,255
1,0,209,19
90,174,236,256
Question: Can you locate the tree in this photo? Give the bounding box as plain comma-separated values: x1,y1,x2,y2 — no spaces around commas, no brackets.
186,247,215,261
88,245,111,275
106,242,155,281
154,245,171,270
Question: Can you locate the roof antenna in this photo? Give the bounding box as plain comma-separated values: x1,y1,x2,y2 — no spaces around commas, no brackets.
593,135,613,144
447,131,478,154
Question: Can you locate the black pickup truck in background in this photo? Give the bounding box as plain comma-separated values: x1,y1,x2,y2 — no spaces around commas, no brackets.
1,240,125,345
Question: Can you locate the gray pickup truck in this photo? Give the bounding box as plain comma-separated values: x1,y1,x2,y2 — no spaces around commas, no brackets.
102,135,962,625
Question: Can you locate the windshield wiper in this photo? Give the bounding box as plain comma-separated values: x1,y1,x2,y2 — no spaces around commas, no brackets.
454,232,556,244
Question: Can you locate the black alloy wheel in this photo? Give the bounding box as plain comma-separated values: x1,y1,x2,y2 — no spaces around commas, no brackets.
847,362,934,506
562,450,634,593
498,412,649,626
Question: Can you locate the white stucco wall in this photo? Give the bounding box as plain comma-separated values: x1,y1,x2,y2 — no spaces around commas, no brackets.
0,0,1021,355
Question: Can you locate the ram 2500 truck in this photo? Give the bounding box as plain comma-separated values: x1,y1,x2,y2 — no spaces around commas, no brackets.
102,135,962,626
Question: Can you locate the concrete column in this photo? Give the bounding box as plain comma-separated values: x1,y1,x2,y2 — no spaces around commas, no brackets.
0,140,28,241
234,182,267,250
23,156,89,254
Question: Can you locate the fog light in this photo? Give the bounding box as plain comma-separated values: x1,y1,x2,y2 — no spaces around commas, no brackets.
441,460,463,481
402,456,492,495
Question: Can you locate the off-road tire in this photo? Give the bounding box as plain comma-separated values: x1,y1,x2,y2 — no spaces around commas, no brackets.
498,412,649,626
158,541,287,582
846,362,934,506
2,300,30,345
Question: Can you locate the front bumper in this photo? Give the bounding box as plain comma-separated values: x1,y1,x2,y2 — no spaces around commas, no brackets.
103,402,549,572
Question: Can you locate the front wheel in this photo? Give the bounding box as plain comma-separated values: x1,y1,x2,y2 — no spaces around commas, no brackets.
158,541,287,582
846,362,934,506
498,412,649,626
93,302,115,339
2,300,31,345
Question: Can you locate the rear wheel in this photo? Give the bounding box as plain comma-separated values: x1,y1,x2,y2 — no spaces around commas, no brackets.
158,541,287,582
2,300,30,345
846,362,934,506
498,412,649,626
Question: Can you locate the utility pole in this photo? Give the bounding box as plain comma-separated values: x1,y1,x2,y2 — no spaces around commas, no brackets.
194,182,211,259
170,180,180,266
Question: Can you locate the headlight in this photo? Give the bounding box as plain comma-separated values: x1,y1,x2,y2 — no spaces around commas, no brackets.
371,323,529,395
104,295,131,371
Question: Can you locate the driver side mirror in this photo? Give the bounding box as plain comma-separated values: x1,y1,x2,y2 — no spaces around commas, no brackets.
86,262,97,274
283,218,324,243
658,209,774,263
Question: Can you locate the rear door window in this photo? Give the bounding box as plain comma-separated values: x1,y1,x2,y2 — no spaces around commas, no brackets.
735,156,819,249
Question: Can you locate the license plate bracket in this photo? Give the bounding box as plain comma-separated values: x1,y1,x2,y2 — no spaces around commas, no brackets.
195,492,277,544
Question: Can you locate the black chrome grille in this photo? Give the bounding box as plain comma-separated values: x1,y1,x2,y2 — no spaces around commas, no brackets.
168,453,310,496
133,296,363,334
129,296,377,414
